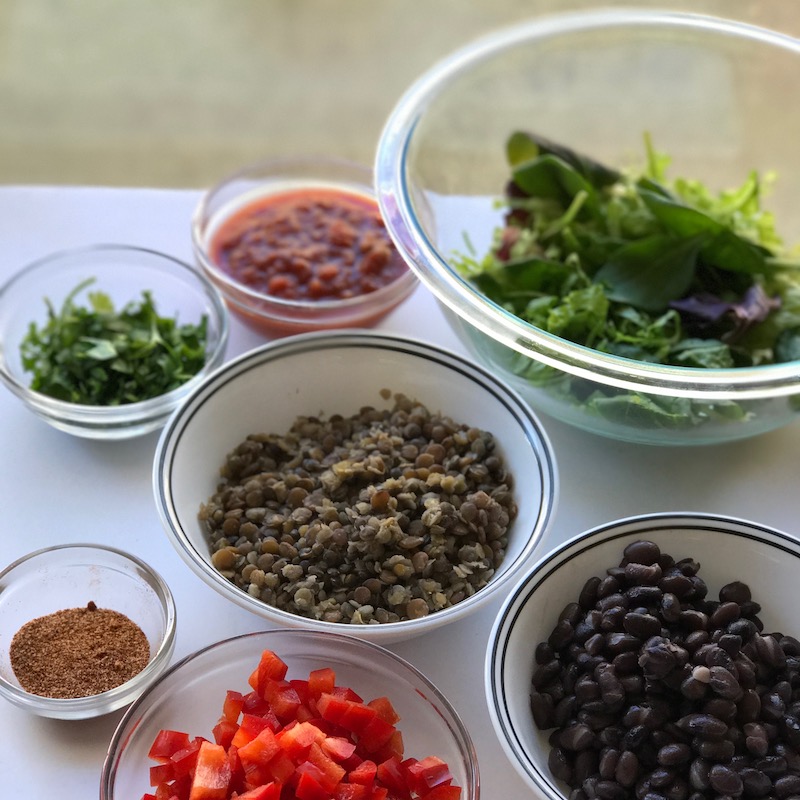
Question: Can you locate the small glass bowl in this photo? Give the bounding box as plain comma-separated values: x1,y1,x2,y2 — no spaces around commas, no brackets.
101,629,479,800
375,11,800,446
486,512,800,797
191,156,418,337
0,244,229,440
0,544,176,720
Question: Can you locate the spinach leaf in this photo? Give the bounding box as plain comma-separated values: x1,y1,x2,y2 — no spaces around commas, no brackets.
594,234,706,312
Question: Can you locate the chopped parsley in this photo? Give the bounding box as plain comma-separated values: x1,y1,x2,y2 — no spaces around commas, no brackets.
21,278,209,405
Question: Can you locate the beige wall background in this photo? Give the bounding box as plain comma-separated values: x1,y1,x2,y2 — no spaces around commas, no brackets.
1,0,797,188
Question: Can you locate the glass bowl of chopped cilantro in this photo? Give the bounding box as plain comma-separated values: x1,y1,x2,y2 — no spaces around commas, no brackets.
0,244,229,439
375,10,800,445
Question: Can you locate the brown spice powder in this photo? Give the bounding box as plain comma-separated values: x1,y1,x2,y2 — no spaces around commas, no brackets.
9,601,151,698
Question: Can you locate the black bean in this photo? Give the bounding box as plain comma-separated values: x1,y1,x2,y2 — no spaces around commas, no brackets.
709,666,744,700
719,580,751,604
679,610,709,631
560,601,585,626
719,633,743,656
598,577,622,600
623,724,649,751
754,755,788,777
779,715,800,748
549,746,573,782
536,641,555,664
624,541,662,566
780,635,800,656
599,748,620,779
693,737,735,760
709,764,743,795
550,619,576,650
613,650,640,675
675,558,701,577
739,767,771,798
689,758,711,791
676,713,728,738
627,562,664,586
533,659,562,690
660,592,683,623
649,767,676,788
626,612,664,639
627,586,664,606
596,780,628,800
531,691,556,729
760,691,786,722
575,750,600,785
555,695,579,727
597,667,625,707
756,634,787,669
561,723,596,751
710,602,741,628
607,632,643,655
775,775,800,799
616,750,640,787
658,743,693,766
728,618,758,642
660,573,695,598
579,576,602,609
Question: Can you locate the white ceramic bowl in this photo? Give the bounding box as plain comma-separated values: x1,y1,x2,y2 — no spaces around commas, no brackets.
154,330,557,643
0,244,229,439
101,629,479,800
0,544,176,719
486,512,800,797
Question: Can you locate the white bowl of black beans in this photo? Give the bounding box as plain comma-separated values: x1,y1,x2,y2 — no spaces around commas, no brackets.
486,512,800,800
153,330,558,644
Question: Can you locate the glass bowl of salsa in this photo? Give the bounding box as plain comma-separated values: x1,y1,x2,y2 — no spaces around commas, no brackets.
191,156,418,337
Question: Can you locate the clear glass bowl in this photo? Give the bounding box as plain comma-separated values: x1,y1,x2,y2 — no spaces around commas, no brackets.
0,244,229,440
375,10,800,446
485,512,800,797
192,156,419,337
100,629,479,799
153,330,558,644
0,544,176,719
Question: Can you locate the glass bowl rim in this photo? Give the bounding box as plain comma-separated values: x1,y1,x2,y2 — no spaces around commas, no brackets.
374,8,800,400
0,542,177,716
191,154,418,315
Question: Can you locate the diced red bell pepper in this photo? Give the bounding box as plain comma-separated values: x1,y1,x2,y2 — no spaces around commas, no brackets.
264,678,302,721
265,750,295,784
170,738,205,779
347,760,377,786
230,782,282,800
367,787,388,800
248,649,289,696
330,685,363,703
317,693,351,725
376,756,411,799
242,690,271,717
295,769,331,800
307,741,347,790
358,714,396,754
222,690,245,724
366,697,400,726
321,735,357,763
213,717,239,749
150,761,176,787
188,741,231,800
404,756,453,795
418,786,462,800
237,726,280,775
308,667,336,699
333,784,368,800
276,720,326,760
231,714,277,749
339,701,377,736
149,730,192,762
371,730,404,764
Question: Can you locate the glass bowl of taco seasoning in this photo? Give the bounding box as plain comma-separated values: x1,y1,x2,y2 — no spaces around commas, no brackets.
191,156,418,337
0,544,176,719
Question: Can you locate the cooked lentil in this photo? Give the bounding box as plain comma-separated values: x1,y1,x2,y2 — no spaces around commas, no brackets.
199,392,517,624
532,539,800,800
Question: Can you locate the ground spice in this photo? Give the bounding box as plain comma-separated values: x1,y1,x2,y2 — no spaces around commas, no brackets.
9,601,151,698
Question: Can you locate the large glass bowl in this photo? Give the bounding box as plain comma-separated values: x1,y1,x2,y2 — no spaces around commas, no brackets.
375,10,800,446
101,629,479,800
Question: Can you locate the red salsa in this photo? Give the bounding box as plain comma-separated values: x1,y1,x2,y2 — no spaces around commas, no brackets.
210,187,408,301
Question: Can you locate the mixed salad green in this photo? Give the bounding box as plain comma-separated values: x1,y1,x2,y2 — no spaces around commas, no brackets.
454,132,800,429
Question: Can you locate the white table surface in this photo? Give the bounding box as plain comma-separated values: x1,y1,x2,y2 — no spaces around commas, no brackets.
0,185,798,799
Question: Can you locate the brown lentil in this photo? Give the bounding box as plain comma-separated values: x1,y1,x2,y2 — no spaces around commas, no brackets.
199,393,517,624
532,540,800,800
9,601,150,698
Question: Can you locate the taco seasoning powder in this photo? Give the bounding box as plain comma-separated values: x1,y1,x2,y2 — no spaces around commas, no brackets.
9,601,150,698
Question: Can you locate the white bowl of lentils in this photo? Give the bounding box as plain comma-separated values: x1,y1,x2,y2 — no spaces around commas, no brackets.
487,512,800,799
153,330,558,643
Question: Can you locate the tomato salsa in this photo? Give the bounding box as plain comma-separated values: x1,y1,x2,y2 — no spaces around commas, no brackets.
210,187,409,302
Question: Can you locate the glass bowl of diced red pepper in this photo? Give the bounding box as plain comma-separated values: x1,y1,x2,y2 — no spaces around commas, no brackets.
100,629,478,800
